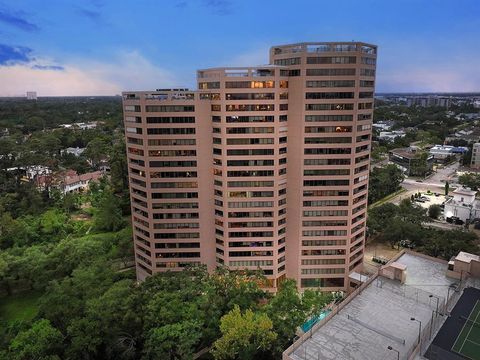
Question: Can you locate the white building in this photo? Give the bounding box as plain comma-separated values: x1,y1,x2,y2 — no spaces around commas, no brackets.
59,122,99,130
61,147,85,157
378,130,406,142
373,121,394,131
57,170,103,194
444,187,480,224
471,143,480,169
429,145,455,161
26,91,37,100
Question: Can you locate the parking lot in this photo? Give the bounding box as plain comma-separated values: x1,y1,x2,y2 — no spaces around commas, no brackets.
412,192,446,210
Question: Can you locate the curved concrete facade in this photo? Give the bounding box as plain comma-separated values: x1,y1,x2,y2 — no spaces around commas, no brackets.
122,42,377,291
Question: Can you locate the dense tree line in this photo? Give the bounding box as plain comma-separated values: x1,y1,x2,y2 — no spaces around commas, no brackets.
0,97,122,133
0,183,333,359
368,164,404,204
367,199,478,259
459,172,480,191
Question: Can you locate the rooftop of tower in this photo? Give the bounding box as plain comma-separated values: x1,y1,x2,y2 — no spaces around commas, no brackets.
270,41,377,55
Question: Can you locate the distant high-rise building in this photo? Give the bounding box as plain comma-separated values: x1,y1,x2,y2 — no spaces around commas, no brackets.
471,143,480,169
26,91,37,100
406,95,451,108
122,42,377,291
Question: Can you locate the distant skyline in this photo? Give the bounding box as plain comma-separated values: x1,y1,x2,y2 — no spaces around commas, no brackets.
0,0,479,96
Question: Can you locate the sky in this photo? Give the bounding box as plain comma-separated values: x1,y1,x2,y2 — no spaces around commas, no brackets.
0,0,479,96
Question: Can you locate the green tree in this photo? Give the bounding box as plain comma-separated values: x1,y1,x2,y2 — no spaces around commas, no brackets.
94,191,125,232
428,204,442,219
458,173,480,191
367,203,398,236
143,321,201,360
211,305,277,360
368,164,404,204
109,141,129,194
9,319,63,360
264,280,305,356
66,279,141,360
410,152,430,177
445,181,450,196
84,138,110,169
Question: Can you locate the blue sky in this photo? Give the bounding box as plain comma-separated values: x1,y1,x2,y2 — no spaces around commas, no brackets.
0,0,479,96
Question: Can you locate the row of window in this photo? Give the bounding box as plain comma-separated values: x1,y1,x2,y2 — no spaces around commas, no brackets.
300,278,345,288
147,128,195,135
226,127,274,134
149,160,197,167
306,92,373,99
147,139,196,146
304,169,350,176
148,150,196,157
302,221,348,227
304,158,350,166
229,221,273,228
303,210,349,217
303,200,349,207
154,223,199,229
304,137,352,144
228,191,274,198
301,258,345,265
145,105,195,112
146,116,195,123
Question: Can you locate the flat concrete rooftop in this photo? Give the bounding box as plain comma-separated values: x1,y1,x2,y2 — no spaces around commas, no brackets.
289,253,458,360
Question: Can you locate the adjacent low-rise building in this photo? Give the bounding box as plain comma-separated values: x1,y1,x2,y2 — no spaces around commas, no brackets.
372,120,394,131
444,187,480,224
429,144,467,163
378,130,405,142
471,143,480,169
58,170,103,193
447,251,480,280
35,169,104,194
61,147,86,157
388,147,434,176
283,250,480,360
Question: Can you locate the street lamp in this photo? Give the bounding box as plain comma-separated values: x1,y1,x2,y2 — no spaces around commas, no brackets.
411,317,422,348
429,310,435,340
387,345,400,360
447,283,459,309
429,294,440,316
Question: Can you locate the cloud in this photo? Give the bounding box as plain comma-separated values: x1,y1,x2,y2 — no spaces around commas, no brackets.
0,50,179,96
227,46,269,66
175,1,188,8
0,43,62,70
31,64,65,71
77,8,102,22
0,9,39,32
176,0,232,14
377,62,480,92
0,44,33,65
202,0,232,15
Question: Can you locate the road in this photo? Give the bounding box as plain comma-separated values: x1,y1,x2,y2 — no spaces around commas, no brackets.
402,161,460,192
387,161,460,205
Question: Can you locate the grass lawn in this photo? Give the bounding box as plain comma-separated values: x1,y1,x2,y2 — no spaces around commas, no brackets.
0,290,43,323
369,188,407,209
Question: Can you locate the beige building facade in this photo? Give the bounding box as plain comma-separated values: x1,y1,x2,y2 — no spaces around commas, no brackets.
122,42,377,291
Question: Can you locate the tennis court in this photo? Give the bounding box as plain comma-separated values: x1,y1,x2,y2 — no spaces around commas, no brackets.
452,300,480,359
427,287,480,360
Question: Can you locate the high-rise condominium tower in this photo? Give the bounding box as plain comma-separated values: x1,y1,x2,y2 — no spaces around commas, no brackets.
123,42,377,291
